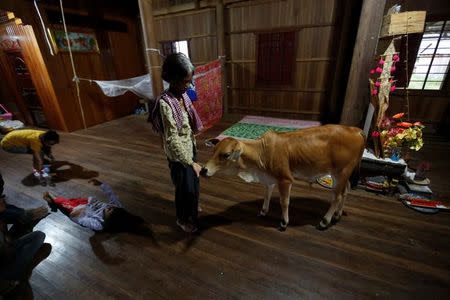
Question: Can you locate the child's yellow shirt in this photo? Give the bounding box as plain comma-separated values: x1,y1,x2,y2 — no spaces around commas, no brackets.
1,129,45,153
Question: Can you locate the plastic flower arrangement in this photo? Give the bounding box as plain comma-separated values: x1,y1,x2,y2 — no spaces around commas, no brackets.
368,42,399,129
369,53,400,96
374,113,424,157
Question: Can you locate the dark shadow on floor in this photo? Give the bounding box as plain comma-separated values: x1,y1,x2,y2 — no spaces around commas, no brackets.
163,196,334,252
89,227,159,266
200,196,331,229
21,161,99,187
93,180,335,252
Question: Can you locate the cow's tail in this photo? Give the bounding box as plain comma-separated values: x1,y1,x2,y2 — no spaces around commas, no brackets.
349,131,366,188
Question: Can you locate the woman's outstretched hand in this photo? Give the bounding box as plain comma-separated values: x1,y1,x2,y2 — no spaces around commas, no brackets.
192,162,202,178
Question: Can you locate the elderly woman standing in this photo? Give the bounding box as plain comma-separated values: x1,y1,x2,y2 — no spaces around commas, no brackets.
149,53,203,233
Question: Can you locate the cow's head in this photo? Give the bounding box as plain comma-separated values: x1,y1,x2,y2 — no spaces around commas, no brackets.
201,137,243,177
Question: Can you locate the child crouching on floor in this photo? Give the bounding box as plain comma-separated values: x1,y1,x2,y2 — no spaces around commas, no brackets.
43,179,144,232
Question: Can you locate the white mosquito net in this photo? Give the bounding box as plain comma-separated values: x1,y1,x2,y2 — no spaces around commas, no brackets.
93,74,169,99
92,65,217,100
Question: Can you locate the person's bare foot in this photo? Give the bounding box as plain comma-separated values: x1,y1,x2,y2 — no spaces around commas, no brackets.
42,192,55,204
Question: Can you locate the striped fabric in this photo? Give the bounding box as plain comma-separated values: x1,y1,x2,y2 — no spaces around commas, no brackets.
150,91,203,135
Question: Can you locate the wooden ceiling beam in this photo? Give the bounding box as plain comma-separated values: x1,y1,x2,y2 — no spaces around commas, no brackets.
153,0,216,17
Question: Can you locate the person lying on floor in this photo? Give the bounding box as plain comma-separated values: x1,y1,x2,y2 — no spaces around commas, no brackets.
0,129,59,178
43,179,145,232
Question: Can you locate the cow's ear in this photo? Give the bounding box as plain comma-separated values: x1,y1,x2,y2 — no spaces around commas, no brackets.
205,138,220,148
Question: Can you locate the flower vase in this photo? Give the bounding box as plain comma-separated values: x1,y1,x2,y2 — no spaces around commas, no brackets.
390,147,402,161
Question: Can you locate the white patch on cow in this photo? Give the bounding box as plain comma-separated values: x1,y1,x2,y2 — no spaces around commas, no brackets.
238,169,276,185
292,169,328,184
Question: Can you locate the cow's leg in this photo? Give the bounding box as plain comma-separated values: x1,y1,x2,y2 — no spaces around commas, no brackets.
259,184,275,216
318,189,342,230
278,181,292,231
318,170,350,230
333,181,350,223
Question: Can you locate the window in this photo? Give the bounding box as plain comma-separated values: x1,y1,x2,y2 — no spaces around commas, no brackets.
256,31,296,86
408,21,450,90
160,40,190,58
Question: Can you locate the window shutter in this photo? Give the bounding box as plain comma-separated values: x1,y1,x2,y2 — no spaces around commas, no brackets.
257,31,296,86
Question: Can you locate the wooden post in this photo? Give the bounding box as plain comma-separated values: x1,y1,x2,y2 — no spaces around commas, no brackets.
340,0,386,126
216,0,228,114
327,0,360,123
138,0,163,99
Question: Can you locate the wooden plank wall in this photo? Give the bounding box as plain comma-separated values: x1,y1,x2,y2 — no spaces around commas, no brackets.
154,7,218,66
0,1,146,132
383,0,450,130
153,0,197,11
41,11,146,131
226,0,337,121
388,93,450,125
0,20,67,130
152,0,342,121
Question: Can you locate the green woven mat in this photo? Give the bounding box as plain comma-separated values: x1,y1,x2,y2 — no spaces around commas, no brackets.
220,122,297,140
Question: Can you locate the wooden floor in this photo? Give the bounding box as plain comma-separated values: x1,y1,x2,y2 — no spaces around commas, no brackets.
1,115,450,299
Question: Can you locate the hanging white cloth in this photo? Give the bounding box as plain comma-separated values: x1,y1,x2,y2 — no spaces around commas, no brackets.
89,61,218,100
92,74,169,99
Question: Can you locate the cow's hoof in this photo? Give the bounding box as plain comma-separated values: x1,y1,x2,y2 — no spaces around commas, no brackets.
278,220,288,232
332,213,341,223
317,219,330,231
258,210,267,217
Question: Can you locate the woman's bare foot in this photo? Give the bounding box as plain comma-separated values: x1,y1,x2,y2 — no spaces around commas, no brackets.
42,192,55,204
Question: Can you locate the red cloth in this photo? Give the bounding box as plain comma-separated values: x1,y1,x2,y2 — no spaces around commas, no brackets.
53,196,88,213
193,59,223,130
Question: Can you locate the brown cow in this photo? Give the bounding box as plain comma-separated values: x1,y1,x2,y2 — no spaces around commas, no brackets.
202,125,365,231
